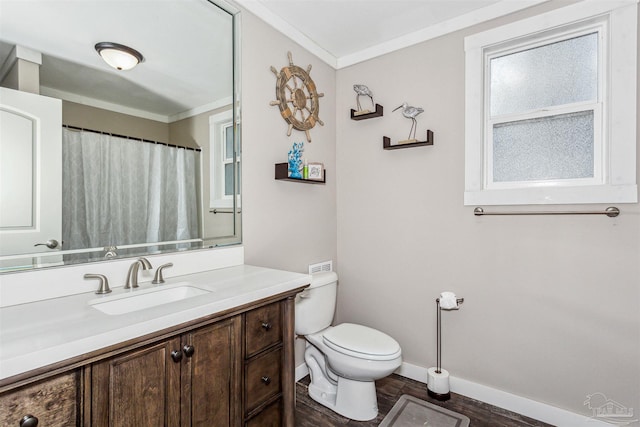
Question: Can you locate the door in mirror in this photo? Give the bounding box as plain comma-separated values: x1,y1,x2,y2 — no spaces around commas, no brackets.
0,87,62,256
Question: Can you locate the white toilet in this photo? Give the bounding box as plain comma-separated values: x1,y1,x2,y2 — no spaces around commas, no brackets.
295,271,402,421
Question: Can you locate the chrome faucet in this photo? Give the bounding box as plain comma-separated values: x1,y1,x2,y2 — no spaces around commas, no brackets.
125,258,152,289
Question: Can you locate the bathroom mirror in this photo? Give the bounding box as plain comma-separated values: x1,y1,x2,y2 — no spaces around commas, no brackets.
0,0,241,272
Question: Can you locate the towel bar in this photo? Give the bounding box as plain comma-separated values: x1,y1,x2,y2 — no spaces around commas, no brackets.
211,208,242,214
473,207,619,217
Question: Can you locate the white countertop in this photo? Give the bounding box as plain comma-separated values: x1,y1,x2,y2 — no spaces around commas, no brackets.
0,264,310,381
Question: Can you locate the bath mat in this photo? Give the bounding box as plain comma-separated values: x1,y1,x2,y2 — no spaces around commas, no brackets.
379,395,470,427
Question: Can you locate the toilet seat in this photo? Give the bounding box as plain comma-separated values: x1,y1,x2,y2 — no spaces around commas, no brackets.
322,323,401,361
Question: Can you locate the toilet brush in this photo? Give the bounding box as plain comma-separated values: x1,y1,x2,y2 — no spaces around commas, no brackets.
427,293,463,401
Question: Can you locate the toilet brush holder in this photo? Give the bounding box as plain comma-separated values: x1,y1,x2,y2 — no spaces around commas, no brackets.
427,295,463,401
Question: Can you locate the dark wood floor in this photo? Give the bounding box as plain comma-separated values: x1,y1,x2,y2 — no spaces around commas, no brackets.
295,374,554,426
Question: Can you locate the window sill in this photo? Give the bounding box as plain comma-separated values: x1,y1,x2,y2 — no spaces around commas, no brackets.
464,184,638,206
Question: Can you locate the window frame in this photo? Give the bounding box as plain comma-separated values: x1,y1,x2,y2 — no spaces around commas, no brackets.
209,109,240,209
464,0,637,206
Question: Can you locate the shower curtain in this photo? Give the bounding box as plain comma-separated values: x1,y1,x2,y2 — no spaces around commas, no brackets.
62,128,200,250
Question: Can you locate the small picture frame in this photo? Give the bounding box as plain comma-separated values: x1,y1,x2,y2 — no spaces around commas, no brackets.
307,162,324,181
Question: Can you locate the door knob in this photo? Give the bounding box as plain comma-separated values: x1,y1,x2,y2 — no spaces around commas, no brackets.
34,239,59,249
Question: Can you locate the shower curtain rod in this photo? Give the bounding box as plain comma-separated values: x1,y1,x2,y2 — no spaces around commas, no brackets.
63,124,202,152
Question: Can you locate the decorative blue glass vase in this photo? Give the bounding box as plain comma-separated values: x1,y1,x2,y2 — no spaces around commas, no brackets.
288,142,304,179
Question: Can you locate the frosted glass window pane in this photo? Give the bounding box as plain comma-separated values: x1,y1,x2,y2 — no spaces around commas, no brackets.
237,162,241,195
224,163,233,195
224,126,233,160
490,33,597,116
493,111,594,182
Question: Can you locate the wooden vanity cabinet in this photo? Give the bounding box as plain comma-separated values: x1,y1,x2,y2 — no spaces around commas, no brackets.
0,288,302,427
90,317,242,427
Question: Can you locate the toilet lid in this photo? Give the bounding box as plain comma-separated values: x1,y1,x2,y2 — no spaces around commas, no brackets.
322,323,401,360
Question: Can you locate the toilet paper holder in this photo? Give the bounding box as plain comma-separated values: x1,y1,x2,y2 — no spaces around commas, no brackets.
434,296,463,376
436,297,464,306
428,295,464,401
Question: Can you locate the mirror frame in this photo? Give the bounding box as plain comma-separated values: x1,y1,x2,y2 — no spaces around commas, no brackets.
0,0,242,273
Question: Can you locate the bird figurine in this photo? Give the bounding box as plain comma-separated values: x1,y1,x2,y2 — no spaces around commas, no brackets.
393,102,424,142
353,84,374,113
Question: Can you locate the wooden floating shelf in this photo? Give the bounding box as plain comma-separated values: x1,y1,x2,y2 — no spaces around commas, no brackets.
350,104,383,120
275,163,326,184
383,130,434,150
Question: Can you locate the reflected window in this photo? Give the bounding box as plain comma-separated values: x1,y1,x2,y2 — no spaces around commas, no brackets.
209,109,240,209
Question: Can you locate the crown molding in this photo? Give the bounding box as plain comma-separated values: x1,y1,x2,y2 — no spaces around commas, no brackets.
234,0,337,68
235,0,551,69
337,0,551,68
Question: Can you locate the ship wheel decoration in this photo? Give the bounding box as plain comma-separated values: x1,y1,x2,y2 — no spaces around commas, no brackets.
270,51,324,142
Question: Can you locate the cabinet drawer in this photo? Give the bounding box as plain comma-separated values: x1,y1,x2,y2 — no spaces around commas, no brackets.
0,371,80,427
245,348,282,414
245,302,282,356
245,398,281,427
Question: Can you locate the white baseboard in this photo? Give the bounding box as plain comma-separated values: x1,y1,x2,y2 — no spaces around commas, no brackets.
295,362,309,382
395,362,613,427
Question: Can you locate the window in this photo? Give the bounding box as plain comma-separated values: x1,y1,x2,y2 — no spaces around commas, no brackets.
464,1,637,205
209,110,240,209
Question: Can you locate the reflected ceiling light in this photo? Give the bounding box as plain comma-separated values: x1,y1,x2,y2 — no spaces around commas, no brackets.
94,42,144,71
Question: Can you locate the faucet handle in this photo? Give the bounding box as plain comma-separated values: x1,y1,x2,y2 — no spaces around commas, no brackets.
85,273,111,295
152,263,174,284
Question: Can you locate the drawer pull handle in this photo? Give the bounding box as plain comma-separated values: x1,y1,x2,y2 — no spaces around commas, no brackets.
20,415,39,427
261,322,272,331
183,344,195,358
171,350,183,363
261,376,271,385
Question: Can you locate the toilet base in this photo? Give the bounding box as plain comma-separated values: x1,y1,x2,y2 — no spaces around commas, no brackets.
305,344,379,421
308,376,378,421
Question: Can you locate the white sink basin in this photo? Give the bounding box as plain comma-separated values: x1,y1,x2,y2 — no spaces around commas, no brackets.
90,284,210,315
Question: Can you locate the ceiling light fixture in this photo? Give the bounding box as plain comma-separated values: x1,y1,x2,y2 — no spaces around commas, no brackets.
95,42,144,71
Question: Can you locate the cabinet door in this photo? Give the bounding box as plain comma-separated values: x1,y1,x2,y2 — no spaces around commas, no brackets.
91,338,182,427
181,317,242,427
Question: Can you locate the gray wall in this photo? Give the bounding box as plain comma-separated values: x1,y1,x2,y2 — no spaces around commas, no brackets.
62,101,171,144
334,2,640,418
241,11,338,274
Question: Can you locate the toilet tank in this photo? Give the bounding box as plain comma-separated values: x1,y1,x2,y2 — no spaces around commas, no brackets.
295,271,338,336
